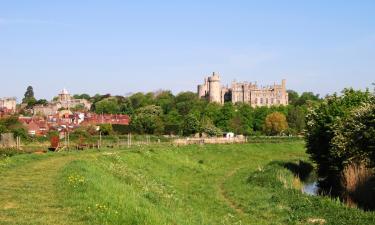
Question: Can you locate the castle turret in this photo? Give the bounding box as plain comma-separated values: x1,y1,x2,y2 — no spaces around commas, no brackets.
198,84,205,98
282,79,286,90
208,72,221,104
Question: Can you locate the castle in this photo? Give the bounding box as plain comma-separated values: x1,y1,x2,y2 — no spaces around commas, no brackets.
198,72,288,107
33,89,92,116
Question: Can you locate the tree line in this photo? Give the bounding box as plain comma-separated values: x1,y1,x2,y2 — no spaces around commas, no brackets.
11,86,322,137
83,90,321,136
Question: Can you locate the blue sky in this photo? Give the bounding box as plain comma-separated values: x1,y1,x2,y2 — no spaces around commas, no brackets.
0,0,374,101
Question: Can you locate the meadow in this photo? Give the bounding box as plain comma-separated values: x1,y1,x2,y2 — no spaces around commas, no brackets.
1,141,374,225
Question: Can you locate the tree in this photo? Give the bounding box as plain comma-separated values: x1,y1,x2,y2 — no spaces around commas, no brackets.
131,105,164,134
99,124,113,136
200,117,222,137
216,102,235,131
22,86,35,103
95,98,120,114
129,92,154,110
181,114,200,136
119,98,134,115
305,88,374,189
35,99,48,106
331,103,375,168
155,91,175,114
252,106,270,132
175,92,196,116
287,90,299,105
163,110,181,135
73,94,91,100
264,112,288,136
236,103,254,135
70,104,86,112
296,92,321,106
22,86,37,108
203,103,222,125
287,106,306,134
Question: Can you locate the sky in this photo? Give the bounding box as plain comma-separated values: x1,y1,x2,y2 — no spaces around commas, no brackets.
0,0,374,101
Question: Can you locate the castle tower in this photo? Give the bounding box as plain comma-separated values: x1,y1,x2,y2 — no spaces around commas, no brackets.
208,72,221,104
58,88,72,102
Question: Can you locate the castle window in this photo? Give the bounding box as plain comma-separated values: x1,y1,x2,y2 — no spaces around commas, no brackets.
260,98,263,104
266,98,269,104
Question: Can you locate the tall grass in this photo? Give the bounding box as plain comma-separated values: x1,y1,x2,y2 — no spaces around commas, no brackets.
341,162,375,210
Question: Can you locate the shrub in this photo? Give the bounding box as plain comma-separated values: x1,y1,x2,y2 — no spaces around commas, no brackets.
305,89,374,194
264,112,288,136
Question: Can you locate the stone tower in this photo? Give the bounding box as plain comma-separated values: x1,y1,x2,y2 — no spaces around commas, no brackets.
58,88,72,102
208,72,221,103
197,78,209,99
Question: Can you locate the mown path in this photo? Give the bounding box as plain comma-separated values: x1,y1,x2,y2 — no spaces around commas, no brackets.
217,167,246,216
0,155,80,225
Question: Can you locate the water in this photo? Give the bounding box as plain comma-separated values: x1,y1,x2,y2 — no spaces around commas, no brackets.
302,181,319,196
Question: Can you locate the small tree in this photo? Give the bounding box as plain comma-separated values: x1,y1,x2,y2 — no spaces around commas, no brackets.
22,86,37,107
99,124,113,136
264,112,288,136
182,114,200,136
131,105,164,134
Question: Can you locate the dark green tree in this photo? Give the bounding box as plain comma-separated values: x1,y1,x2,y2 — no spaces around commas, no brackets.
95,98,120,114
287,90,299,105
305,88,374,190
155,91,175,114
287,106,306,134
131,105,164,134
216,102,235,132
181,113,200,136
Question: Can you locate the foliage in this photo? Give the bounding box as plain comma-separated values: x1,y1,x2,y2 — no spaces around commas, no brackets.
305,88,374,190
0,116,28,139
99,124,113,136
95,98,120,114
264,112,289,135
216,102,235,132
287,106,306,134
155,91,175,114
73,93,91,100
22,86,37,107
200,117,222,137
78,89,322,136
287,90,299,105
70,104,86,112
181,113,200,136
331,103,375,167
131,105,164,134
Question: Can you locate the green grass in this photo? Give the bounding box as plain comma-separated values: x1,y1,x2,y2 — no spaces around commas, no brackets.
1,141,374,224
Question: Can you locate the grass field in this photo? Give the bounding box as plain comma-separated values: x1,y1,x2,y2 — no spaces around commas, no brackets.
1,141,374,225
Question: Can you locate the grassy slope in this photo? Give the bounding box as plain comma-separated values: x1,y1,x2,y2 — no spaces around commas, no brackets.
1,142,374,224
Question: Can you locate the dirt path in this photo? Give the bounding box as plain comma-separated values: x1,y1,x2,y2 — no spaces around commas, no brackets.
217,167,246,216
0,155,79,225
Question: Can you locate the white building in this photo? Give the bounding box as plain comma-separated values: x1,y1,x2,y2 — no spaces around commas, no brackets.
0,97,17,112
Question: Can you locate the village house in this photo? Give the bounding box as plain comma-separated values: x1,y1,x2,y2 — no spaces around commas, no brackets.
0,97,17,113
19,112,130,136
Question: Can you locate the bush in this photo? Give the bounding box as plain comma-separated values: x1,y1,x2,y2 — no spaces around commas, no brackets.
263,112,288,136
305,88,374,194
99,124,113,136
